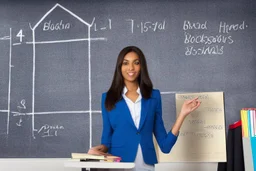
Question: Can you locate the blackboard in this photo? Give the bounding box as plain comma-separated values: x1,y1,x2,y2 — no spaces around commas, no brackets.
0,0,255,158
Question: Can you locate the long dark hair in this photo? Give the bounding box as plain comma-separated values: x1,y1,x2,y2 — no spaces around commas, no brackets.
105,46,153,111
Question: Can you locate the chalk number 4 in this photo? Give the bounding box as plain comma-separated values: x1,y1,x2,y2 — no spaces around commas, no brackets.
16,30,25,42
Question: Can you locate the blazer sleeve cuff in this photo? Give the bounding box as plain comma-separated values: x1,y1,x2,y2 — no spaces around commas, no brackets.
168,131,179,139
101,142,111,149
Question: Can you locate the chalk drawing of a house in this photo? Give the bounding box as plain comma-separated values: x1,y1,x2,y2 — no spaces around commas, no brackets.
30,3,94,147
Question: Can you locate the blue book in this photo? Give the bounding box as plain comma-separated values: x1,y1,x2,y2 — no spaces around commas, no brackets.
247,110,255,171
249,110,256,171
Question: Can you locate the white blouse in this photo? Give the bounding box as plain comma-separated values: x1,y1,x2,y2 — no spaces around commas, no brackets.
122,87,154,171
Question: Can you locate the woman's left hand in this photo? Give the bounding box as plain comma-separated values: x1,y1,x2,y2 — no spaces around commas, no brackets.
87,145,111,156
179,97,201,117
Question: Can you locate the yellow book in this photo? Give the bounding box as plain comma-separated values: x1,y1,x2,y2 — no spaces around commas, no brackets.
244,110,249,137
241,109,246,137
241,109,249,137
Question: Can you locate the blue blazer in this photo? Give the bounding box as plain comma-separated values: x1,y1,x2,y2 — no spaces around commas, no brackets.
101,89,178,165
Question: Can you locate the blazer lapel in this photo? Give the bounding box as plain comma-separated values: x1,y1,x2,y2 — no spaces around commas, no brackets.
139,98,149,130
120,99,137,128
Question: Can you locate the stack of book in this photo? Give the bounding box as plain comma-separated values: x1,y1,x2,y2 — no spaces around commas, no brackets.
240,108,256,171
71,153,121,162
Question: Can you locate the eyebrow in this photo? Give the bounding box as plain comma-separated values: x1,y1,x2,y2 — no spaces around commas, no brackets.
123,59,139,61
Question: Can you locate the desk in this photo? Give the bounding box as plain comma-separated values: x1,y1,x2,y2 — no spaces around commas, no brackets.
65,160,135,171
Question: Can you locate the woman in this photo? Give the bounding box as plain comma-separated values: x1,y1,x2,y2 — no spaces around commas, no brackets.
88,46,201,170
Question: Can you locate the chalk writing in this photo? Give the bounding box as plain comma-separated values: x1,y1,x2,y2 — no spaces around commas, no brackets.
43,20,71,31
16,30,25,42
126,19,166,33
185,45,224,56
184,33,233,45
183,20,207,30
92,18,112,31
17,99,26,110
183,20,248,56
37,124,64,138
16,99,27,126
219,21,247,34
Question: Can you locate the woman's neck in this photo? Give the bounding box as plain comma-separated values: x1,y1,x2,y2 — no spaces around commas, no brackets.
124,82,139,92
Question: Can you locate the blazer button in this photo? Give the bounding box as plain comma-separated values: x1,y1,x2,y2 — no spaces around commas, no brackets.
136,132,140,135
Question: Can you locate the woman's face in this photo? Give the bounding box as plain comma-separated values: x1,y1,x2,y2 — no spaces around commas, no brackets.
121,51,141,85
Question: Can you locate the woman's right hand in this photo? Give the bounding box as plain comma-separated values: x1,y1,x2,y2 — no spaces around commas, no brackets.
179,97,201,118
87,144,111,156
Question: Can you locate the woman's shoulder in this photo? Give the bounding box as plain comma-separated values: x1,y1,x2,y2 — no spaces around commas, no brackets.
151,89,161,97
101,92,107,99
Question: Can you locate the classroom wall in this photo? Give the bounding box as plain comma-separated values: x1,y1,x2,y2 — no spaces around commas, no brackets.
0,0,254,169
0,0,254,158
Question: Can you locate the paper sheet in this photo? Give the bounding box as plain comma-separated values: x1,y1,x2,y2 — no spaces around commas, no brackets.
155,92,226,162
